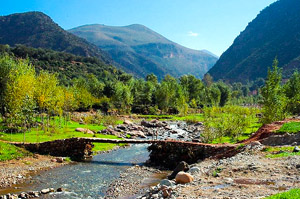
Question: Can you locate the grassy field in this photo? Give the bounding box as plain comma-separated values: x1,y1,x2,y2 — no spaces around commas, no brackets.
0,142,31,161
263,146,300,158
277,122,300,134
0,117,126,156
265,189,300,199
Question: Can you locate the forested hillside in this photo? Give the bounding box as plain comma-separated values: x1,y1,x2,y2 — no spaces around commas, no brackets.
208,0,300,82
0,44,125,84
0,12,113,64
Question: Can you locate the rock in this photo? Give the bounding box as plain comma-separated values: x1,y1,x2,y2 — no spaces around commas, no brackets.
189,167,201,174
152,194,159,198
18,193,26,199
162,189,170,198
160,179,175,187
75,128,94,135
56,157,64,163
194,122,203,126
168,161,190,180
123,119,133,125
292,142,298,146
175,172,194,184
224,178,234,184
41,188,51,194
51,159,57,163
250,141,262,146
293,146,300,153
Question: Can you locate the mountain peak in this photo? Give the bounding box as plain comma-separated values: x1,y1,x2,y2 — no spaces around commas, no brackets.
70,24,218,79
0,11,112,64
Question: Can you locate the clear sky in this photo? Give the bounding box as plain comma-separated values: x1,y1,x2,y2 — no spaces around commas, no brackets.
1,0,277,56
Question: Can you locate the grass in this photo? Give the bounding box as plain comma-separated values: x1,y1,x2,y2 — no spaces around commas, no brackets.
265,189,300,199
211,121,262,144
277,122,300,134
0,142,31,161
0,117,125,154
263,146,300,158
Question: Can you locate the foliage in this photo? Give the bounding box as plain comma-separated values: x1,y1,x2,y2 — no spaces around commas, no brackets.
264,189,300,199
283,71,300,114
260,59,287,124
201,106,259,143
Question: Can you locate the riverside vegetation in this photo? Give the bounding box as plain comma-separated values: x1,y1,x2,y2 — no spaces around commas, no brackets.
1,47,300,198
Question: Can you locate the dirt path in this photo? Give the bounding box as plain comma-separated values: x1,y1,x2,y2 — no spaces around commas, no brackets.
240,118,300,144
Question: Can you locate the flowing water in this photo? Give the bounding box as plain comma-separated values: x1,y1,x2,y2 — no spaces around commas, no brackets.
2,144,151,198
1,122,188,198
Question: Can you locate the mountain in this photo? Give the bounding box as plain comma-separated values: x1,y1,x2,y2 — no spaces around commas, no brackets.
69,24,218,79
207,0,300,82
0,12,113,64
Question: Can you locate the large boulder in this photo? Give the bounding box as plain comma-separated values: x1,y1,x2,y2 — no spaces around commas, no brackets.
175,172,194,184
168,161,190,180
141,120,167,128
293,146,300,153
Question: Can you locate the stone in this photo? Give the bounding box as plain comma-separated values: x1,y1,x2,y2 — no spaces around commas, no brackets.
250,141,262,146
123,119,133,125
160,179,175,187
168,161,190,180
56,157,64,163
292,142,298,146
175,172,194,184
75,128,94,135
293,146,300,153
41,188,51,194
152,194,159,198
194,122,203,126
189,167,201,174
162,189,170,198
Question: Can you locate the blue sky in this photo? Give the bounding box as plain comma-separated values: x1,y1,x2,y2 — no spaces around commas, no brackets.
1,0,277,56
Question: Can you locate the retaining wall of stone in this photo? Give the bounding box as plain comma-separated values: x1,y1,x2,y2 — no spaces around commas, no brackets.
260,132,300,146
148,141,237,169
14,138,93,160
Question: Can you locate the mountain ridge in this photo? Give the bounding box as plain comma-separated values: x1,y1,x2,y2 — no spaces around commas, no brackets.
0,11,114,64
69,24,218,79
207,0,300,82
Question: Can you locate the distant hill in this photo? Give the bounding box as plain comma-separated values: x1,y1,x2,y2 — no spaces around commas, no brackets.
69,24,218,79
208,0,300,82
0,12,113,64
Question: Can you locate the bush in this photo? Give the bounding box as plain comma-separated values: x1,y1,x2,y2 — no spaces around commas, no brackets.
202,106,258,143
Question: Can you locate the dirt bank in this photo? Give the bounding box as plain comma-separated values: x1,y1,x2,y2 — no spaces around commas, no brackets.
0,155,69,191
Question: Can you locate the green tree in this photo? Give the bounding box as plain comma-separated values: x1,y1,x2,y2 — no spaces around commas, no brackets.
260,59,287,124
284,71,300,114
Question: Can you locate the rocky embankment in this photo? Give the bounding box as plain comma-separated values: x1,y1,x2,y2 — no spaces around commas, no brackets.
96,119,204,142
0,155,69,198
134,143,300,199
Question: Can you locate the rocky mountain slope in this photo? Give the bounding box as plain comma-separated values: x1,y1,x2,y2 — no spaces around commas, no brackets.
208,0,300,82
69,24,218,79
